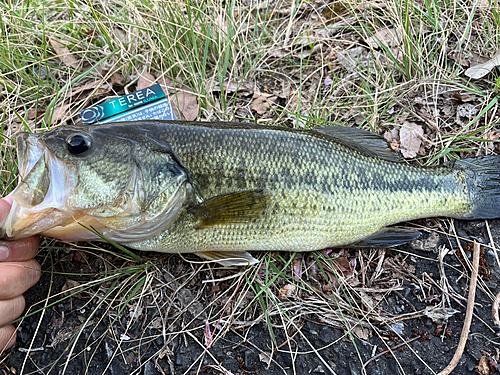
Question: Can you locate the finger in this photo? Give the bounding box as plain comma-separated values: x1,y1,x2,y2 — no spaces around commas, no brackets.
0,260,41,300
0,325,16,353
0,296,25,327
0,194,13,225
0,236,40,262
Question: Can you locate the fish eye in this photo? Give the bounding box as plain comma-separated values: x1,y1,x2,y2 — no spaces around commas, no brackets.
66,134,91,155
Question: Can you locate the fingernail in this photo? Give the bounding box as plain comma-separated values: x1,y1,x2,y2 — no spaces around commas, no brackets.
0,245,9,261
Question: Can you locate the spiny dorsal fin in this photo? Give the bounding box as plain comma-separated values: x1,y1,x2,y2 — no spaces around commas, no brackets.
190,189,267,229
315,126,403,162
346,227,421,248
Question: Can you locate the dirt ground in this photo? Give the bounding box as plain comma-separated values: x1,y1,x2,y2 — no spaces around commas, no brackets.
1,216,500,375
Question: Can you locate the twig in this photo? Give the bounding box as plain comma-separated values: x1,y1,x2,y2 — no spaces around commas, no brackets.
437,242,480,375
492,291,500,327
274,322,305,352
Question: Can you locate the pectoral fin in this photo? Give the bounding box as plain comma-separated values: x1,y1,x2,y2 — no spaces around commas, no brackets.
197,251,259,266
347,227,421,248
190,189,267,229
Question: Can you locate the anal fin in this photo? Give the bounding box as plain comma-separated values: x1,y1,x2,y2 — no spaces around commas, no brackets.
347,227,421,248
197,251,259,267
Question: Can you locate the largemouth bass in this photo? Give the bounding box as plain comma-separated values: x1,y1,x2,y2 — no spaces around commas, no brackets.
2,121,499,266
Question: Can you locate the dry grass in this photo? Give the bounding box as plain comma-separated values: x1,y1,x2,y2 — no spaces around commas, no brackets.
1,0,500,374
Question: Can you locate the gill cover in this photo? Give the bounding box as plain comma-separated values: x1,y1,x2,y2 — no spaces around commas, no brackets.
2,125,189,243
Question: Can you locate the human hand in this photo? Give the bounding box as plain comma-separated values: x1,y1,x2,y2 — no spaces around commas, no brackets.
0,196,40,353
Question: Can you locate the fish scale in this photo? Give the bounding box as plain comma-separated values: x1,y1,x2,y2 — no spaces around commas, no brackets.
123,122,469,253
3,121,499,266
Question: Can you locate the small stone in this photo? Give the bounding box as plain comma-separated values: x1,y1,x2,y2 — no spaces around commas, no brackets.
175,353,183,366
244,349,258,369
144,361,160,375
467,360,476,372
313,364,325,373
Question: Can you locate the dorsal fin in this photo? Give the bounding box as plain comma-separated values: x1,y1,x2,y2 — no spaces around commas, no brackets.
314,126,403,162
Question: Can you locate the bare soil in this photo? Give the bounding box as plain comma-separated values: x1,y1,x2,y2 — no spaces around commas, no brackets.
2,218,500,375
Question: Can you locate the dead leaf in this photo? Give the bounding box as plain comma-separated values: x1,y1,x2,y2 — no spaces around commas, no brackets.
110,72,125,86
452,91,478,102
114,28,126,42
159,77,199,121
465,50,500,79
423,306,459,324
268,48,289,58
51,102,73,124
351,325,370,340
129,304,143,319
259,352,272,366
279,284,296,298
251,92,277,115
399,122,423,158
488,130,500,141
279,81,291,99
48,38,80,69
479,0,491,9
50,80,112,124
136,72,156,91
48,320,94,348
476,355,490,375
333,256,354,278
337,46,387,73
357,290,376,309
149,317,163,330
366,27,399,49
456,103,478,126
61,279,84,298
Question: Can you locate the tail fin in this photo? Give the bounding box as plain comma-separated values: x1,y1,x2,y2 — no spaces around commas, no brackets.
453,156,500,220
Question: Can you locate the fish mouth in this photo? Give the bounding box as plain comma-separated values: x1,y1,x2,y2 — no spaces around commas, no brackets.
1,133,78,240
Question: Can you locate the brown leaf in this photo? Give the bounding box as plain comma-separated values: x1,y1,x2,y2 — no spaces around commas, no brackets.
452,91,478,102
351,325,370,340
476,355,490,375
278,284,296,298
51,80,112,124
488,130,500,141
333,256,354,278
159,77,199,121
61,279,83,298
399,122,423,158
48,37,80,69
110,72,125,86
51,102,72,124
268,48,289,58
136,72,156,91
251,92,277,115
365,27,399,49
